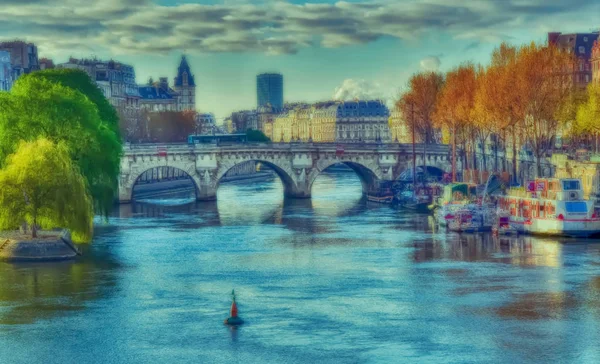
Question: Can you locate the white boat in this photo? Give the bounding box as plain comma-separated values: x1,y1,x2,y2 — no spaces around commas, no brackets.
498,178,600,237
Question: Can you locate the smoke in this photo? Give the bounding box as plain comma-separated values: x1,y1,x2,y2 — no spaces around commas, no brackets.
332,79,386,101
419,56,441,72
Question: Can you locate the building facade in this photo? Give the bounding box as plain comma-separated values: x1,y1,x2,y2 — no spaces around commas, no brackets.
0,41,39,80
548,31,600,89
592,39,600,85
257,73,283,111
0,50,12,91
138,77,179,112
59,57,141,132
39,57,55,70
196,113,218,134
142,55,196,113
335,100,391,143
271,100,391,143
388,107,411,143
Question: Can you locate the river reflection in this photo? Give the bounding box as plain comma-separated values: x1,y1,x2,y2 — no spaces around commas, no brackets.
2,170,600,363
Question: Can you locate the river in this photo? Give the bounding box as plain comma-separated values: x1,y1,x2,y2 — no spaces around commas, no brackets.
1,170,600,363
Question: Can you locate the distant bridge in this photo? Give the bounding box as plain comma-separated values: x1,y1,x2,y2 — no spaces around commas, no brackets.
118,142,553,203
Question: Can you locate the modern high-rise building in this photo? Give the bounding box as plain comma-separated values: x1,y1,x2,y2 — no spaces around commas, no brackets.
257,73,283,111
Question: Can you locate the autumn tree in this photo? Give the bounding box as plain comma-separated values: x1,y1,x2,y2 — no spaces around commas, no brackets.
143,110,197,143
398,72,444,144
434,64,477,181
0,139,93,242
515,42,573,176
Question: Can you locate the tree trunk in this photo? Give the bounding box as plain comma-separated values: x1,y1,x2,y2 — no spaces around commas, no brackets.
31,213,37,239
452,127,456,182
512,126,518,185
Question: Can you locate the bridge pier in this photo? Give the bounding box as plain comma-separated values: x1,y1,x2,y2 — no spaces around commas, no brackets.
196,185,217,201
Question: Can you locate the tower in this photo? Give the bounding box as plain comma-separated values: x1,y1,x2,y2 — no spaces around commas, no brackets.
173,55,196,112
257,73,283,111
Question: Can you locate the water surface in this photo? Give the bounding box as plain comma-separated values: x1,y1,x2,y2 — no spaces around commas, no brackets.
1,170,600,363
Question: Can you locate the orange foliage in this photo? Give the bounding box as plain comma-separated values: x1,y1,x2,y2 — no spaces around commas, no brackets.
397,72,444,144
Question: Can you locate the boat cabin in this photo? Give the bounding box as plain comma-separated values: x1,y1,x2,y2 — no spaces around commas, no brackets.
439,183,478,205
500,178,594,220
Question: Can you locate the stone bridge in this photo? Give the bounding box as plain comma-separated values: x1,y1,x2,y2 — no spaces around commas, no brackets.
118,142,557,203
118,142,451,203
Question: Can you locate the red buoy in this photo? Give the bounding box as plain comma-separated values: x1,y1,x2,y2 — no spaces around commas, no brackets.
224,289,244,326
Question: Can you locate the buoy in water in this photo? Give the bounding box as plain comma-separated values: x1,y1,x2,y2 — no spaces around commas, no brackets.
224,289,244,326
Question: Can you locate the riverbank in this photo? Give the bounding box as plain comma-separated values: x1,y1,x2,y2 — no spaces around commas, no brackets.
0,230,80,262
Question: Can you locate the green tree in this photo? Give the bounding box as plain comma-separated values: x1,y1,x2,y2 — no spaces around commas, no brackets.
24,69,121,136
0,139,93,242
0,75,121,215
246,129,271,142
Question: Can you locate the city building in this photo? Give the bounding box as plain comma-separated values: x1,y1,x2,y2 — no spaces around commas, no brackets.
592,39,600,85
59,57,141,129
141,55,196,112
548,31,600,89
230,110,258,132
0,40,39,79
388,107,411,143
257,73,283,111
335,100,391,143
138,77,179,112
173,55,196,111
196,113,219,134
271,100,391,143
39,57,55,70
0,50,12,91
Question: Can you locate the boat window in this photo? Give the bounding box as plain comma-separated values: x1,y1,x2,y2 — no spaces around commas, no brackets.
565,201,587,213
562,180,580,190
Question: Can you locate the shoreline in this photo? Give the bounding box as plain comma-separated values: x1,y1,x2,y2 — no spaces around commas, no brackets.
0,230,80,262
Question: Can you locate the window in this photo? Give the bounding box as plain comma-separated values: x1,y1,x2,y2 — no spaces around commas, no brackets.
586,74,590,83
565,201,587,213
562,180,580,191
579,46,585,54
584,37,588,42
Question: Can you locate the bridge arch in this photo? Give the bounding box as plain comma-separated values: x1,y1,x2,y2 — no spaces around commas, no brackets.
215,159,298,197
119,160,202,203
307,159,383,195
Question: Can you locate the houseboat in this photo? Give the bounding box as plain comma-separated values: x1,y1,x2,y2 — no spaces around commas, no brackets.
498,178,600,237
435,183,479,226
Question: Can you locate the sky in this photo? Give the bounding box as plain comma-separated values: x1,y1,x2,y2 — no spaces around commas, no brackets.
1,0,599,120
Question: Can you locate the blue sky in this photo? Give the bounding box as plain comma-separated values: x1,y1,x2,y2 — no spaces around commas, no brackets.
1,0,599,119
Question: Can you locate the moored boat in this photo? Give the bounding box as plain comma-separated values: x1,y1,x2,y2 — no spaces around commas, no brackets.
447,204,495,233
498,178,600,237
366,181,394,204
435,183,478,226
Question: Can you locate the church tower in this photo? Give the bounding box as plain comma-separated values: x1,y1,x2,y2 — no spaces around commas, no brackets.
173,55,196,111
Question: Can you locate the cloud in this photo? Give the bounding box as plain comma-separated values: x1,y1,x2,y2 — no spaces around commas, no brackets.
0,0,598,57
419,56,441,71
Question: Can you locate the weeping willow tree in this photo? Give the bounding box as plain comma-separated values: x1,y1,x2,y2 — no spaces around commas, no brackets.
0,139,93,243
0,73,122,216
